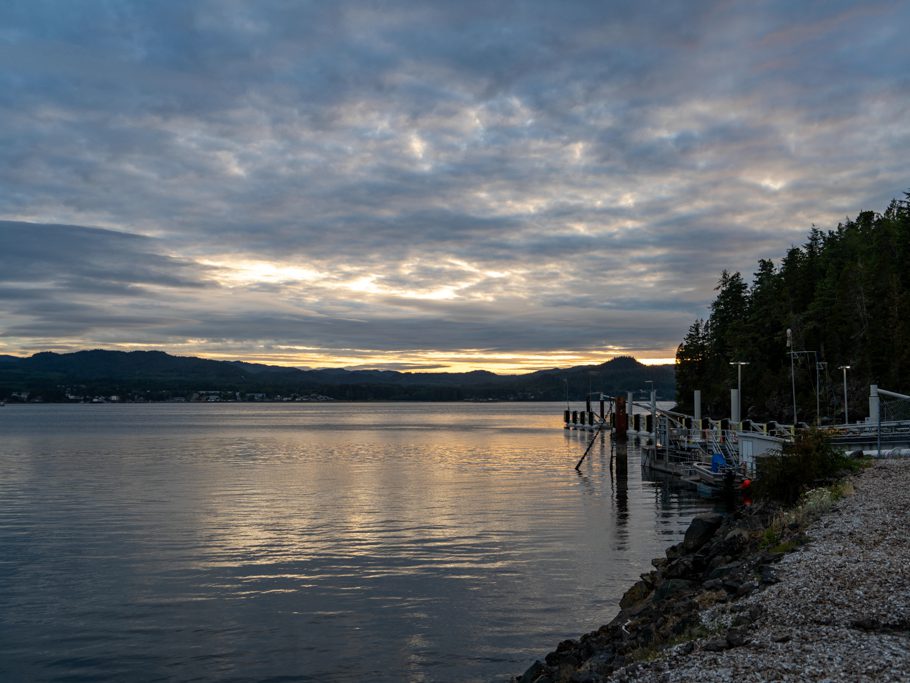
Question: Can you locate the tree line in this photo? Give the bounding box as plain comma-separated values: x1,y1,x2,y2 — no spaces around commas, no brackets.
675,192,910,424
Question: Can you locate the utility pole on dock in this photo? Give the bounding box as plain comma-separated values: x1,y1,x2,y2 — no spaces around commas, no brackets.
839,365,850,424
786,329,821,427
730,361,748,426
787,329,797,425
816,361,827,425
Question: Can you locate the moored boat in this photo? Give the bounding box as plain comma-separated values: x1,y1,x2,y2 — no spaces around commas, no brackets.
689,452,744,487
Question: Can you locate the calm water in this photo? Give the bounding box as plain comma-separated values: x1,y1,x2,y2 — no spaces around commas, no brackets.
0,402,711,682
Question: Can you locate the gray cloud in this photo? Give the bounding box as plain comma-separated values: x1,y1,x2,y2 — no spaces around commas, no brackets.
0,221,208,289
1,1,908,369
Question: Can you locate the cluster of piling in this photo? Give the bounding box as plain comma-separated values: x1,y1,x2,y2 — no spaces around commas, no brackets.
564,392,649,436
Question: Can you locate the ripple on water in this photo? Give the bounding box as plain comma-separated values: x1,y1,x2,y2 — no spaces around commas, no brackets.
0,403,712,682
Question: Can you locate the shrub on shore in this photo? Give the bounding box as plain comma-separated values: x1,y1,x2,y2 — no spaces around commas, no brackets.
753,428,863,504
759,480,855,552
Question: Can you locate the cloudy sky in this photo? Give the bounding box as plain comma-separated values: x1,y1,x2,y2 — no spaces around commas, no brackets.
1,1,908,373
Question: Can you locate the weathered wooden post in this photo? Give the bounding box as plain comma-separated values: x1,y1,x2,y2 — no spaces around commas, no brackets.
614,394,628,438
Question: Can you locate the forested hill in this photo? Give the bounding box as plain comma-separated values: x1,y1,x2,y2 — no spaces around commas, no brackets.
0,350,673,402
675,192,910,423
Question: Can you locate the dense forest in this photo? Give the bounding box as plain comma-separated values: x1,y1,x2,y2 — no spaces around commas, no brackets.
675,192,910,424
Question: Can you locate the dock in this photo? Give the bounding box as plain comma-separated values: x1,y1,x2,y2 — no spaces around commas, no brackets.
563,384,910,483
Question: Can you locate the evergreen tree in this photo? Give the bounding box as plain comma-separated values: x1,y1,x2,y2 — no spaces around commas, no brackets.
675,319,708,412
676,192,910,422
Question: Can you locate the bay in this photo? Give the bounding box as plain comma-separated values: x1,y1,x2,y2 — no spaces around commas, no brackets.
0,402,711,682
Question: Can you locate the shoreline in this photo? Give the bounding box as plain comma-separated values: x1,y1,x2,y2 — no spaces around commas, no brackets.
514,460,910,682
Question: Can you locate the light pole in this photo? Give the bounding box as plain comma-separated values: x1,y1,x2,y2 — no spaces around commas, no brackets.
729,361,749,425
838,365,850,425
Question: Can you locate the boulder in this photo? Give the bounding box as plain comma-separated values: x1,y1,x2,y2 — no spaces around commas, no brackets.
722,528,751,553
726,627,750,647
722,579,743,594
682,514,724,552
518,660,546,683
619,579,652,608
653,578,695,602
639,570,658,588
735,581,758,597
702,637,730,652
664,556,695,579
707,561,743,581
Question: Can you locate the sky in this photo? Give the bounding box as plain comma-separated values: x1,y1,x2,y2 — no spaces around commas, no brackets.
1,1,908,373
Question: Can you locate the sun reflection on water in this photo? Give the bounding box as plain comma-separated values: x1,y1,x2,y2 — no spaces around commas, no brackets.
0,403,712,682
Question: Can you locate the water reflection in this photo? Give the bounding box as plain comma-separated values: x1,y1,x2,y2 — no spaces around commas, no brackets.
613,439,629,531
0,403,713,683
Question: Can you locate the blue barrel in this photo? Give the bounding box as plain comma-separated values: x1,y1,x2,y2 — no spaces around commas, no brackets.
711,452,727,473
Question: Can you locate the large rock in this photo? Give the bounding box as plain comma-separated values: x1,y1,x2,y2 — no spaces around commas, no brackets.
707,560,743,580
619,579,652,608
664,556,696,579
653,578,695,602
518,660,546,683
702,637,730,652
682,513,724,552
722,528,751,553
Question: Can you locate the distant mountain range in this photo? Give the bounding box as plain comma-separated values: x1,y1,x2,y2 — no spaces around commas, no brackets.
0,350,674,402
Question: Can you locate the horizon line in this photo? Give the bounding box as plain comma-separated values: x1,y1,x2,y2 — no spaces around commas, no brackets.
1,347,677,376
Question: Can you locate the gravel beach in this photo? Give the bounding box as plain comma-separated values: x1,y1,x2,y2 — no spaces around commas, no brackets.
608,459,910,682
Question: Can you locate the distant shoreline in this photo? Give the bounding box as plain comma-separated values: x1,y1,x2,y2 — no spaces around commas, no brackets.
0,350,675,404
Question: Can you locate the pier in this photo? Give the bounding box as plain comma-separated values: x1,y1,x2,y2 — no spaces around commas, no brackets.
563,383,910,484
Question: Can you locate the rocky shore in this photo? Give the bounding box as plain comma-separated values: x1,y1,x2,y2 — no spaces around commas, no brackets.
514,460,910,683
